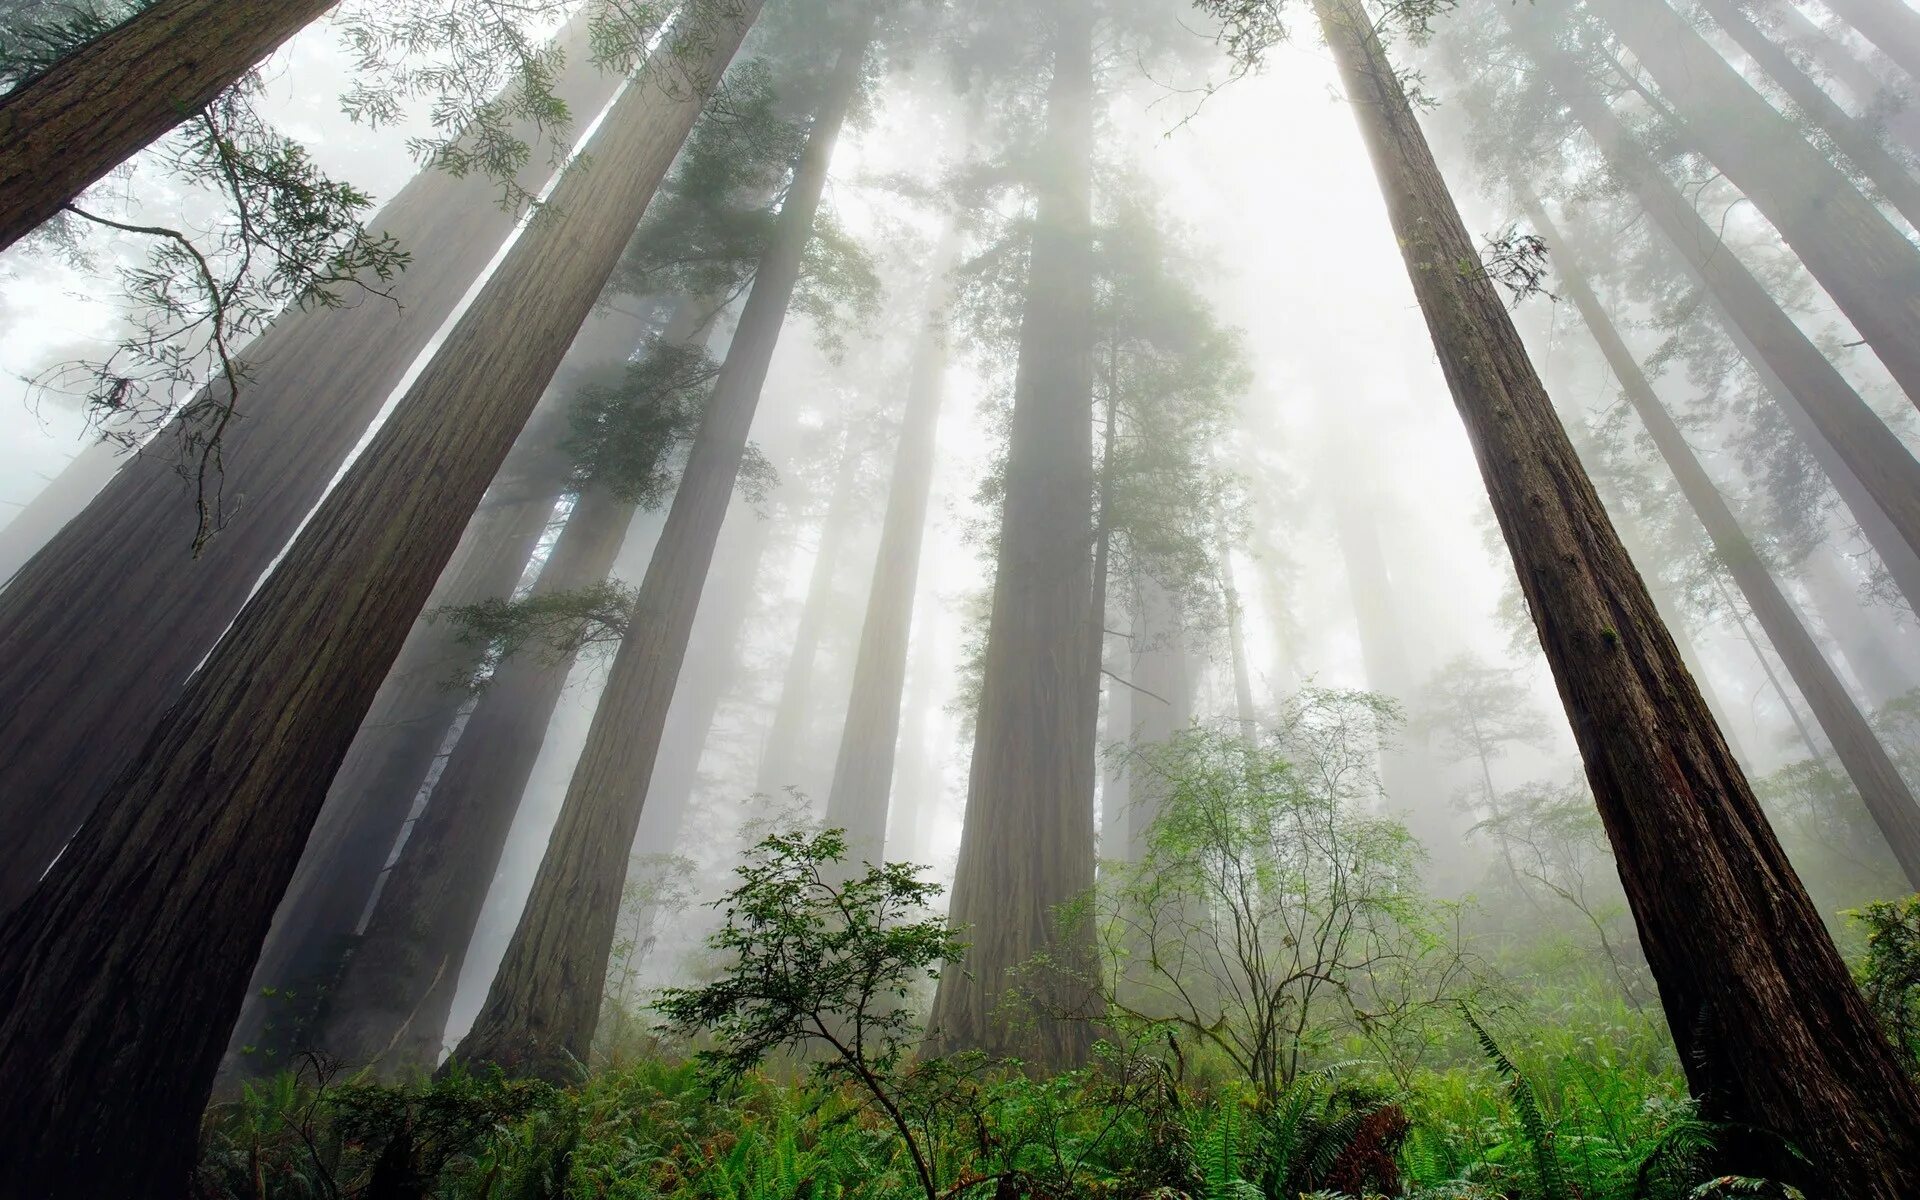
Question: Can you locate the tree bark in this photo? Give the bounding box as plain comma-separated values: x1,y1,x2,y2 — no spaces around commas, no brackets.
0,0,338,250
924,0,1099,1069
450,13,871,1079
221,304,657,1082
1588,0,1920,411
1822,0,1920,83
1519,19,1920,618
319,482,641,1077
755,416,868,799
823,272,953,866
1320,1,1920,1191
0,11,625,916
0,8,757,1190
1698,0,1920,231
1533,195,1920,889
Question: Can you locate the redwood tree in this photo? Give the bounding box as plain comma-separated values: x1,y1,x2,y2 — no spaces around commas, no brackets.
0,6,759,1189
1295,0,1920,1190
452,8,878,1078
0,12,625,915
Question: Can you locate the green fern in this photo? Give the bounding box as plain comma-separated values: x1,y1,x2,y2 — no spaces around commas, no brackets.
1465,1008,1571,1200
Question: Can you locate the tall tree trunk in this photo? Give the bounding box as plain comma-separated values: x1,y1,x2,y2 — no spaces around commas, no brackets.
756,418,868,799
1722,574,1829,763
0,0,338,250
318,483,642,1076
1516,19,1920,618
1799,541,1920,707
0,9,757,1189
1125,574,1193,860
1822,0,1920,83
451,14,872,1079
1764,0,1920,155
1319,1,1920,1191
220,433,563,1082
223,305,654,1082
924,0,1099,1069
1534,196,1920,889
0,12,626,915
1587,0,1920,410
1698,0,1920,231
823,277,953,865
1220,538,1258,739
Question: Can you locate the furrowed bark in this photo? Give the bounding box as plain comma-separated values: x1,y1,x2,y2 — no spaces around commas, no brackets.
0,0,338,250
1321,0,1920,1191
450,13,873,1079
925,0,1100,1069
0,7,758,1189
0,12,625,915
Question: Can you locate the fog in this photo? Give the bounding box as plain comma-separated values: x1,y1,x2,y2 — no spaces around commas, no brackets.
6,0,1920,1129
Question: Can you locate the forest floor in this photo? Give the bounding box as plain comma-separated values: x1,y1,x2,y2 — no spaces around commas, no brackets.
193,987,1798,1200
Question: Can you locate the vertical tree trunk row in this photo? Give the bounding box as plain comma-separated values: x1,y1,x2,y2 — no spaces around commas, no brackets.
0,6,760,1189
451,12,874,1078
1321,1,1920,1191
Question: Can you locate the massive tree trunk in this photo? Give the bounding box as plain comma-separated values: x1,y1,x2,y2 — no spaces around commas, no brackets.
1518,19,1920,618
755,419,868,799
318,483,642,1076
0,12,626,916
221,304,655,1080
0,0,338,250
1320,1,1920,1191
219,433,563,1081
1534,197,1920,889
823,283,953,865
451,16,872,1079
0,9,757,1190
1821,0,1920,83
924,0,1099,1069
1587,0,1920,410
1697,0,1920,231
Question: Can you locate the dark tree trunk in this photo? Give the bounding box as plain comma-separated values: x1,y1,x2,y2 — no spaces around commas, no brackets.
823,277,953,865
221,304,658,1082
0,12,625,916
1322,1,1920,1191
1534,197,1920,890
1589,0,1920,410
1698,0,1920,231
319,482,641,1076
450,16,872,1079
1520,20,1920,618
0,0,338,250
0,10,757,1190
756,418,868,799
1822,0,1920,83
924,0,1099,1069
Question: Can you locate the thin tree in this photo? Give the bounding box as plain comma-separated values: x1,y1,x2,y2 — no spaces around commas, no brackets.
0,7,759,1188
1288,0,1920,1189
451,8,879,1078
0,12,626,915
824,255,956,866
924,0,1100,1068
